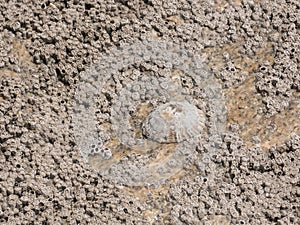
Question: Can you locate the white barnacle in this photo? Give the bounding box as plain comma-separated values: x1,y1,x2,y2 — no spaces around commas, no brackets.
142,101,206,143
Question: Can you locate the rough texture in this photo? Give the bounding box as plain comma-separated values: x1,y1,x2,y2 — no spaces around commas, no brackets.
0,0,299,224
72,40,226,187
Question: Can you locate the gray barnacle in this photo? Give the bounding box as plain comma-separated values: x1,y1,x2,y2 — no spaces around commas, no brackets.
142,101,206,143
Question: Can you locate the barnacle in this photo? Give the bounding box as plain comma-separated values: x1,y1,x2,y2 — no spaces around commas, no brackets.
72,40,227,187
142,101,206,143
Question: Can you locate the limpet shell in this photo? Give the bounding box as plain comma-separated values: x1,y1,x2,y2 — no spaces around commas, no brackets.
142,101,206,143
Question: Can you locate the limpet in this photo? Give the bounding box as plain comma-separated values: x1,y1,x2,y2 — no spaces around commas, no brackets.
142,101,206,143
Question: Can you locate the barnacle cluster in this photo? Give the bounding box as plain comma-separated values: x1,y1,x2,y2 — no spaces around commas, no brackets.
72,40,226,187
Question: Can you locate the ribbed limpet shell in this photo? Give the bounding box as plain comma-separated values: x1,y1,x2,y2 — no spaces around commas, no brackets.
142,101,206,143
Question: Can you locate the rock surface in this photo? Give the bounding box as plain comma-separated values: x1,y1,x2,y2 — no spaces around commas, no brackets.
0,0,299,224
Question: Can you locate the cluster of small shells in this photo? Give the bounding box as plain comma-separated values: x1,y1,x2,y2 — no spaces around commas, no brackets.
72,40,227,187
